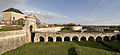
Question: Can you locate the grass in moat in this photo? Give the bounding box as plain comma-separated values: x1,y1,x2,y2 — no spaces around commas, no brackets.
2,42,119,55
73,41,111,51
102,41,120,52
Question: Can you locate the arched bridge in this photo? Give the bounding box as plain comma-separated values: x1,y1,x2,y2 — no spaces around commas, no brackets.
33,32,120,42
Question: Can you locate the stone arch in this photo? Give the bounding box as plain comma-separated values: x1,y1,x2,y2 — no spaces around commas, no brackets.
80,36,86,41
39,36,44,42
23,15,37,42
64,36,70,41
103,36,109,41
88,36,94,41
30,25,33,32
116,34,120,41
111,36,116,40
72,36,78,41
48,36,53,42
31,32,35,42
96,36,102,42
56,36,62,41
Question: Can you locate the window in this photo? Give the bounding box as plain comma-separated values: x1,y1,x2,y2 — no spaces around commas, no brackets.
13,17,15,20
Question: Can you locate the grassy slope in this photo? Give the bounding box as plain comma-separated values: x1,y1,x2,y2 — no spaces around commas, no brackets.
2,42,119,55
73,41,111,51
102,41,120,52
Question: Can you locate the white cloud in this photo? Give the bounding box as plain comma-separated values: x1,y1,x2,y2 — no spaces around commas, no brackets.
23,10,68,19
83,18,96,22
0,0,28,11
89,0,107,3
0,0,68,21
0,0,28,21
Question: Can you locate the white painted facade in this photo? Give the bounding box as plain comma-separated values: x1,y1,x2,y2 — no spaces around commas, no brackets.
35,27,64,32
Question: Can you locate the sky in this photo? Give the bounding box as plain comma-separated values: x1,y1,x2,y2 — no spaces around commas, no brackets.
0,0,120,25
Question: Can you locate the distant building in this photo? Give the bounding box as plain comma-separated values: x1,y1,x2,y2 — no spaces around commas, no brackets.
71,26,82,31
3,8,25,24
114,30,119,33
64,26,82,31
2,8,41,26
39,22,48,27
95,26,109,31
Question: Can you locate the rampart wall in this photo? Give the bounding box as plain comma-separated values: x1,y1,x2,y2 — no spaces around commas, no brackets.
0,30,28,54
35,27,64,32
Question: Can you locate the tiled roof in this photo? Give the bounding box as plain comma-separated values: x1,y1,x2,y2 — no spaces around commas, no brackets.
3,8,24,14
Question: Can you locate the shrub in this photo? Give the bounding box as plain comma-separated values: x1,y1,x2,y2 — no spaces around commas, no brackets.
58,29,74,32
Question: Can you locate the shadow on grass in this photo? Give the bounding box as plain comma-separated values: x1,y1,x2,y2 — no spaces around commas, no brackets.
68,47,78,55
72,41,112,51
98,41,120,53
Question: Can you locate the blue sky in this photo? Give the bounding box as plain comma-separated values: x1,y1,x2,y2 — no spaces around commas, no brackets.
1,0,120,25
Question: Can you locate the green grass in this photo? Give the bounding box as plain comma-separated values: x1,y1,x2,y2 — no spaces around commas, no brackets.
73,41,111,51
1,25,22,31
2,42,119,55
58,29,74,32
0,30,9,31
102,41,120,52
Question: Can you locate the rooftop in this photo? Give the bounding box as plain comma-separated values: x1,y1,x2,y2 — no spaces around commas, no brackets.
3,8,24,14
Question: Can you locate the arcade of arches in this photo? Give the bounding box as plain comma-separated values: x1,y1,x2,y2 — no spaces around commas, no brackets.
34,33,120,42
38,36,118,42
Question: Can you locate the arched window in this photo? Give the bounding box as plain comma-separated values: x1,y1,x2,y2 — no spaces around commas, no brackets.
13,17,15,20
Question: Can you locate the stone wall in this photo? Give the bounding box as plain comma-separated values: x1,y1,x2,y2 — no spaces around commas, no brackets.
0,30,26,38
0,30,28,55
35,27,64,32
34,32,120,42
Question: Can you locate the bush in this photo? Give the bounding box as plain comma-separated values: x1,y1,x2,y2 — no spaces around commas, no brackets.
58,29,74,32
1,25,22,31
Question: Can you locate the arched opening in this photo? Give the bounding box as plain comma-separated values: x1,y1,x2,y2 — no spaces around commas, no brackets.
116,34,120,41
72,36,78,41
39,36,44,42
103,36,109,41
30,25,35,42
30,25,33,32
64,36,70,41
48,36,53,42
56,37,62,41
31,32,35,42
111,36,116,40
96,36,102,42
80,37,86,41
88,36,94,41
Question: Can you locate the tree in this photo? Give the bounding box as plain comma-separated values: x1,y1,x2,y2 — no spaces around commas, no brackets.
18,18,25,26
66,23,76,26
